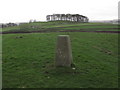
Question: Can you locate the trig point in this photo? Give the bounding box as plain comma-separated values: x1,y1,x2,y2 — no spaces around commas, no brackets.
55,35,73,67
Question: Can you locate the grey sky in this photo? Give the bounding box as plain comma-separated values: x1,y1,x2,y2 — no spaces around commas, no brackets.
0,0,119,23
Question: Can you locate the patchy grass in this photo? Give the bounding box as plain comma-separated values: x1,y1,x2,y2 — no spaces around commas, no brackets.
2,32,118,88
1,21,119,33
2,26,20,32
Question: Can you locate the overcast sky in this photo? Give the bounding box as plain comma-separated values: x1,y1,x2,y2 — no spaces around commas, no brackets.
0,0,119,23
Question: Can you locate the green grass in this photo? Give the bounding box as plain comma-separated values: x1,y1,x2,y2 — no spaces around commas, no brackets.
1,21,119,32
2,26,20,32
2,32,118,88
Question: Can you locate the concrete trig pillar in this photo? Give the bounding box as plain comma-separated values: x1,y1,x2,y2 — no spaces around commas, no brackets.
55,35,73,67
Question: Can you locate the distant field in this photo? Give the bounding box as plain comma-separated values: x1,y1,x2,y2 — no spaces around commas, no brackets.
2,31,118,88
2,26,20,32
1,21,119,33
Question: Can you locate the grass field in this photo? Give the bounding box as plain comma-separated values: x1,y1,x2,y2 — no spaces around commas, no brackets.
2,21,119,88
2,21,119,32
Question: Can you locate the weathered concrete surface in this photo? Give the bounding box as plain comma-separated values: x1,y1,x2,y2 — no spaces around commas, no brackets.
55,35,73,67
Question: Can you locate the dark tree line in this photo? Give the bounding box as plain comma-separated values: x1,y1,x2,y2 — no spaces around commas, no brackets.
46,14,89,22
1,23,18,28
